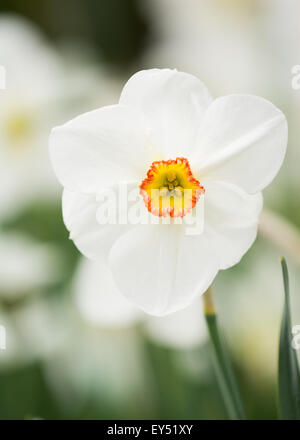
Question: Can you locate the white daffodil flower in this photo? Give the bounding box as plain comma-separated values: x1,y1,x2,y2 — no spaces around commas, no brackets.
50,68,287,316
74,257,207,349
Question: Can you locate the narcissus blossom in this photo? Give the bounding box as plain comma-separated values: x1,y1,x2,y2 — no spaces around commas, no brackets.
50,68,287,316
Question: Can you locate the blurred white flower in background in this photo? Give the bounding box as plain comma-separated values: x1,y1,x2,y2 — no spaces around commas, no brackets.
260,0,300,194
145,304,206,349
0,14,123,221
0,14,67,219
58,41,124,113
143,0,273,96
262,0,300,82
74,257,207,349
0,232,69,368
0,233,61,301
44,323,149,416
50,68,287,316
0,297,71,370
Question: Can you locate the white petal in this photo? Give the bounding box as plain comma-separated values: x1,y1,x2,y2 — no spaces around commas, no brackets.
108,223,219,316
62,188,132,260
145,298,207,349
50,104,153,193
74,258,141,328
193,95,288,193
120,68,212,158
204,180,263,270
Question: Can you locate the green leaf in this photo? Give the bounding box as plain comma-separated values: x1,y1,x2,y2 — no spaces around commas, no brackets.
203,288,246,420
278,257,300,420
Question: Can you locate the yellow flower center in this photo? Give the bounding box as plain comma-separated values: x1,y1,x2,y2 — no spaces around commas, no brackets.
140,158,205,217
5,112,34,144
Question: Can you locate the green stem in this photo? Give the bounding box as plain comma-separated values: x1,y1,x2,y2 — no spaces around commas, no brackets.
203,287,246,420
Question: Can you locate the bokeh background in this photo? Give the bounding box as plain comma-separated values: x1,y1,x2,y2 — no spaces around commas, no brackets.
0,0,300,420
